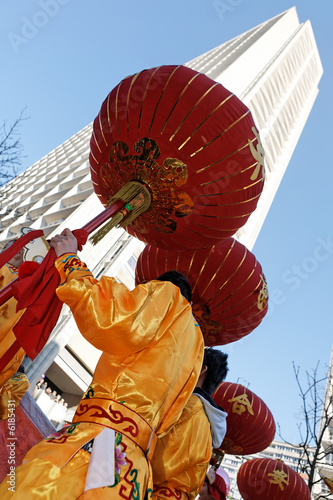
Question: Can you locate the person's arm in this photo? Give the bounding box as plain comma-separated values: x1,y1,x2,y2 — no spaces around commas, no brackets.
152,396,212,500
50,230,191,357
50,227,78,258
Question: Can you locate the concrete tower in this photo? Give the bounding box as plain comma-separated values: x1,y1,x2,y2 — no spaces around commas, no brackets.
186,7,323,249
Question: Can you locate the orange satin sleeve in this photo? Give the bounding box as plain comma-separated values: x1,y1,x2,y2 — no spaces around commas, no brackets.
152,395,212,500
0,264,26,388
55,254,195,357
0,372,29,420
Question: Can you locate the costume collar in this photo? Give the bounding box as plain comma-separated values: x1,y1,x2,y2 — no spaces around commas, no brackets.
5,262,18,273
193,387,228,448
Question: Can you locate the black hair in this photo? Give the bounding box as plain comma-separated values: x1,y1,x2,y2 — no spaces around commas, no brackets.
156,270,192,303
202,347,228,396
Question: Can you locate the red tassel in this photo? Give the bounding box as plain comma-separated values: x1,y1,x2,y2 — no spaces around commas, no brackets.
72,229,89,251
18,261,40,280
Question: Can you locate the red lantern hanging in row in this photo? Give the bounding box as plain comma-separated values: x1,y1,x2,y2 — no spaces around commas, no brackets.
213,382,275,455
90,65,265,251
135,238,268,346
237,458,311,499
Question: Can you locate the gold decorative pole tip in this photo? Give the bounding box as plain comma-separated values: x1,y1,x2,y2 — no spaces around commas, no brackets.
90,182,151,245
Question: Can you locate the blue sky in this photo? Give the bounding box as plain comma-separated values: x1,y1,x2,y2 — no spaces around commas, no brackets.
1,0,332,445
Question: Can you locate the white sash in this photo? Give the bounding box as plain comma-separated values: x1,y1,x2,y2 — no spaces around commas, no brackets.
84,427,115,491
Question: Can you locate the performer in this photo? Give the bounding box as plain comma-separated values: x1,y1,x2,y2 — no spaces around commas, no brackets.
0,228,204,499
0,241,26,390
152,348,228,500
198,473,227,500
0,365,29,420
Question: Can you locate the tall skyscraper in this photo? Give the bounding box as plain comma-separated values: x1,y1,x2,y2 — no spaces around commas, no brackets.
0,8,323,419
186,6,323,249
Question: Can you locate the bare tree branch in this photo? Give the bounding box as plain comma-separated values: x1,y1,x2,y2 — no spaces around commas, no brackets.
279,361,333,498
0,109,28,188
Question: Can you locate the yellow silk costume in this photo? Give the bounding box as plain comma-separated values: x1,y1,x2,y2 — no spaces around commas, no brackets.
0,264,26,390
0,253,204,499
0,371,29,420
152,394,212,500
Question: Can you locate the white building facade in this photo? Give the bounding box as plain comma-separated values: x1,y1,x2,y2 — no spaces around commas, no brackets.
186,6,323,250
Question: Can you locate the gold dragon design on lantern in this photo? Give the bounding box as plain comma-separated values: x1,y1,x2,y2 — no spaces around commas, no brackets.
99,138,193,235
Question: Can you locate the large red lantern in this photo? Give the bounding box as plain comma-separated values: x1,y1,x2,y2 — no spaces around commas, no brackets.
213,382,275,455
90,65,265,250
135,238,268,346
237,458,311,499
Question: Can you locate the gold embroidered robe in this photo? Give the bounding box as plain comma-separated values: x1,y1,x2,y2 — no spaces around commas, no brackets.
152,394,212,500
0,254,204,499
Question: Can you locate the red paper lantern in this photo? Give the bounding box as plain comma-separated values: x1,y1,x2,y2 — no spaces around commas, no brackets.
90,65,265,250
216,467,231,496
237,458,311,499
213,382,275,455
135,238,268,346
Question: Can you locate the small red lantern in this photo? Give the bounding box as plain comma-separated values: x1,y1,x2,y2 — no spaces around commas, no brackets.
135,238,268,346
237,458,311,499
213,382,275,455
90,65,265,250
